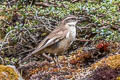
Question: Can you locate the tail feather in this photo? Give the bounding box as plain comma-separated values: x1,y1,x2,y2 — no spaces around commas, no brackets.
20,49,40,63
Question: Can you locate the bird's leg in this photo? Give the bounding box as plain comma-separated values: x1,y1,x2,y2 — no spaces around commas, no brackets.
42,53,61,68
42,53,53,62
53,57,57,66
53,54,62,68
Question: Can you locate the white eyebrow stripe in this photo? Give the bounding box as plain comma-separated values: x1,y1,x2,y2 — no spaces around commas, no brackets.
67,22,77,25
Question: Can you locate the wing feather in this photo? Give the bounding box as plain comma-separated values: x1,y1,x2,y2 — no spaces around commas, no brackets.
37,27,68,50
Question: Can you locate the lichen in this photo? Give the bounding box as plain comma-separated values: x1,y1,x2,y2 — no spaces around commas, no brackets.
116,76,120,80
91,54,120,69
0,65,19,80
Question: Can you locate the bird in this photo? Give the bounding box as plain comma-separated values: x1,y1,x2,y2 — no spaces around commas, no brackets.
21,15,78,62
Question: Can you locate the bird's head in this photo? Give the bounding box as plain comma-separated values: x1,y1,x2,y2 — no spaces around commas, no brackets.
61,15,78,27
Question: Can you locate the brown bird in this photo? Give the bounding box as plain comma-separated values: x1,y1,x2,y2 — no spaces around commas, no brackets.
21,15,78,62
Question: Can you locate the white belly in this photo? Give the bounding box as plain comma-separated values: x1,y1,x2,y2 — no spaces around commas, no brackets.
66,26,76,45
65,26,76,46
69,26,76,40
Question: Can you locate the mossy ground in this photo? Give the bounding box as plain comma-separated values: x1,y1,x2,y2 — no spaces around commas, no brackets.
0,0,120,80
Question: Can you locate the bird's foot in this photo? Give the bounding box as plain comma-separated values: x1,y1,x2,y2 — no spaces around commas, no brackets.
42,53,53,62
53,55,62,68
42,53,62,68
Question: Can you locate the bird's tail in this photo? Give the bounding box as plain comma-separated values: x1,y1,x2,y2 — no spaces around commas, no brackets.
20,49,40,63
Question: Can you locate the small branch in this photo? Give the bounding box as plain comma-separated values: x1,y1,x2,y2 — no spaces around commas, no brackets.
1,29,15,48
0,56,4,64
35,2,53,7
76,39,91,42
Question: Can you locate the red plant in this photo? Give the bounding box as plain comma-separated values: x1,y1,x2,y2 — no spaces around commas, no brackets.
96,41,110,52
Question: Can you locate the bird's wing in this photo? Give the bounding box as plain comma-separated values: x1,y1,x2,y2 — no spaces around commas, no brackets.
21,27,68,62
33,27,68,53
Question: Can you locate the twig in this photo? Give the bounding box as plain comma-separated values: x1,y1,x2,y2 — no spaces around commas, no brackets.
76,39,91,42
23,27,37,43
1,29,15,48
0,46,14,51
0,56,4,64
35,2,53,7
